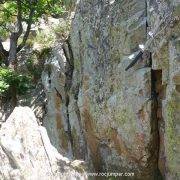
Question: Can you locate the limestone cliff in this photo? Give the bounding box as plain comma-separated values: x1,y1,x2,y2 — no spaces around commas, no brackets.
42,0,180,179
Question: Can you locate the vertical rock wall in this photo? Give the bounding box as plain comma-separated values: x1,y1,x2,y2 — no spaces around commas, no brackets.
70,0,156,178
147,0,180,179
42,42,72,155
43,0,180,179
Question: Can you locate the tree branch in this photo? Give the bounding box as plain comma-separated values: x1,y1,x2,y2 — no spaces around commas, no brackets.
8,0,23,65
17,8,35,52
16,0,23,37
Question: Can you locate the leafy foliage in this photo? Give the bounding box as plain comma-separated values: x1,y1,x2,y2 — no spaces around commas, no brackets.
0,0,66,38
0,0,65,21
0,27,8,39
0,67,32,96
25,47,51,82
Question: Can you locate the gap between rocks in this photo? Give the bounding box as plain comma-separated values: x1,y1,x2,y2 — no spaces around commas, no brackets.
151,69,166,179
145,1,165,177
62,38,74,155
151,68,165,179
62,38,87,160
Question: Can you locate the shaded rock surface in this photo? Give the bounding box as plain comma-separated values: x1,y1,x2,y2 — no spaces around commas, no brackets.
0,107,87,180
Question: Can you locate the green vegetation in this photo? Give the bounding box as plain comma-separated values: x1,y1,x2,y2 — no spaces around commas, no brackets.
62,0,75,10
0,27,8,40
53,20,71,38
25,48,51,80
0,0,70,99
0,0,67,66
0,67,32,96
0,0,75,104
25,58,41,80
0,1,65,28
34,30,56,48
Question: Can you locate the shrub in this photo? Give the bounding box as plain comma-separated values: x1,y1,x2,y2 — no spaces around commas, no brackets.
25,47,51,81
34,30,56,48
0,68,32,96
53,20,71,38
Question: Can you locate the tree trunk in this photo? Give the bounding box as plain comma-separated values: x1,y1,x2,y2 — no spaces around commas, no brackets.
8,33,19,69
10,85,18,109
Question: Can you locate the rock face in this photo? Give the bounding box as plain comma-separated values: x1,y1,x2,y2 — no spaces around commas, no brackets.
42,42,73,155
70,0,156,178
0,107,87,180
42,0,179,179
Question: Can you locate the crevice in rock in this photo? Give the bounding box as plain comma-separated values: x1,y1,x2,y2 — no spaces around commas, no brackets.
62,38,74,155
73,83,88,161
146,3,164,178
151,69,164,179
48,69,51,88
175,85,180,93
145,0,148,39
0,145,20,170
63,36,88,161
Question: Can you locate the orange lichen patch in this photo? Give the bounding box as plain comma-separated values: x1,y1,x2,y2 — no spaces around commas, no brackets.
172,72,180,84
59,129,68,151
139,89,144,96
110,129,142,164
110,129,128,155
83,74,90,82
136,133,145,143
54,93,63,129
82,108,102,172
157,108,162,119
56,115,62,129
175,85,180,93
138,109,146,123
55,91,62,107
54,93,68,151
134,133,146,159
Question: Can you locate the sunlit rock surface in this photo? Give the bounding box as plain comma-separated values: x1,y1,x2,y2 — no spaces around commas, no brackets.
0,107,87,180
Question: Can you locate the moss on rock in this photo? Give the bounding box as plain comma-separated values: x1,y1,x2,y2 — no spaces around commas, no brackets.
165,98,179,173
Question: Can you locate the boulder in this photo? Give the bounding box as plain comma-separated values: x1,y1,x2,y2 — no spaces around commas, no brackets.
0,107,87,180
